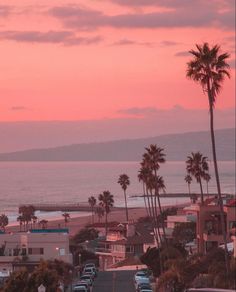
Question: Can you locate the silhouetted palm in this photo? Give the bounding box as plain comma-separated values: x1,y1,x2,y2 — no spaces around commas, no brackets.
0,214,8,232
98,191,114,236
187,43,230,274
39,219,48,230
203,172,211,196
88,196,97,224
138,167,150,217
142,145,167,244
19,205,35,231
62,213,70,227
185,174,192,197
95,206,104,223
186,152,209,204
118,174,130,221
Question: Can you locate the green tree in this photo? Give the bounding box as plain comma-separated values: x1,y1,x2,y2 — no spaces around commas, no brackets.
0,214,8,232
3,269,29,292
187,42,230,275
18,205,35,231
186,152,209,204
72,227,99,244
88,196,96,224
172,222,196,245
98,191,114,236
118,174,130,222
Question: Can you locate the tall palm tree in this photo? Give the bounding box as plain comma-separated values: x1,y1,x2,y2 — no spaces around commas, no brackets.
39,219,48,230
186,152,209,204
88,196,97,224
118,174,130,222
185,174,192,197
62,213,70,227
142,145,167,244
203,172,211,197
138,167,150,217
19,205,35,231
98,191,114,236
0,214,8,232
187,43,230,274
17,215,24,232
95,206,104,223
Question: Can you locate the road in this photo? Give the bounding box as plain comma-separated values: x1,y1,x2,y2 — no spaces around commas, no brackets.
92,270,136,292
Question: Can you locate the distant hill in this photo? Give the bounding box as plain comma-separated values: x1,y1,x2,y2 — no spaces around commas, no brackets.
0,128,234,161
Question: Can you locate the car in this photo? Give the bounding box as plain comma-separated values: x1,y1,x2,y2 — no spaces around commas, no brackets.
83,267,97,278
134,277,150,291
140,289,153,292
74,281,90,291
80,275,93,286
84,263,97,270
73,286,88,292
137,282,152,292
134,271,149,282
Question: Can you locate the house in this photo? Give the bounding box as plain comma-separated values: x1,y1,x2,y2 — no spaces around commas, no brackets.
0,229,72,273
95,222,154,270
184,198,236,254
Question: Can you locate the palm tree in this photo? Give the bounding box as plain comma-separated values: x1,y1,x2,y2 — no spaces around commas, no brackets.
39,219,48,230
187,43,230,275
185,174,192,196
19,205,35,231
98,191,114,236
142,145,167,244
138,167,150,217
0,214,8,232
118,174,130,222
17,215,24,232
95,206,104,223
31,215,38,229
203,172,211,197
62,213,70,227
88,196,97,224
186,152,209,204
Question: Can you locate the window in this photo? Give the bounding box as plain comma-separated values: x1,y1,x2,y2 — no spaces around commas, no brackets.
28,248,44,255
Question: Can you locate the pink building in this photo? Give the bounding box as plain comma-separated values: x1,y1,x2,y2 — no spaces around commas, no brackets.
184,199,236,254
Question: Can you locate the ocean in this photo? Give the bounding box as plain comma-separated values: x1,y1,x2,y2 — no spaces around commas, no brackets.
0,161,235,223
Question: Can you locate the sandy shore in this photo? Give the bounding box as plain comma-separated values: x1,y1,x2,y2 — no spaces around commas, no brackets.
6,203,188,236
6,207,149,236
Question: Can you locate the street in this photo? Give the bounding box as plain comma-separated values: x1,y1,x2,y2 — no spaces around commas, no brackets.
92,270,136,292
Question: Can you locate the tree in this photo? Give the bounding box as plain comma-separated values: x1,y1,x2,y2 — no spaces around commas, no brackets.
17,215,24,232
186,152,209,204
185,174,192,198
72,227,99,244
39,219,48,230
18,205,35,231
88,196,96,224
62,213,70,227
3,269,29,292
141,145,167,245
95,206,104,223
172,222,196,245
0,214,8,232
98,191,114,236
187,42,230,275
203,172,211,196
117,174,130,222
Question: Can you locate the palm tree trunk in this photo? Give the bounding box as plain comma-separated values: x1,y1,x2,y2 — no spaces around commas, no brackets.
124,190,129,222
199,178,204,204
208,96,229,276
145,185,152,218
105,211,108,236
142,183,149,217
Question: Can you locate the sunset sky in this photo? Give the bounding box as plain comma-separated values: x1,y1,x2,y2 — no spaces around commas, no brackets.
0,0,235,151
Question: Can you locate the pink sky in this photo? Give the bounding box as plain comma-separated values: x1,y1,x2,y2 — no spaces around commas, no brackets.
0,0,235,122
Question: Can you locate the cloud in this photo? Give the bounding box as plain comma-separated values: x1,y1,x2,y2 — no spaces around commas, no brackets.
112,38,154,47
0,5,11,17
10,106,29,111
0,30,103,46
160,40,180,46
175,51,190,57
118,106,161,116
49,2,234,30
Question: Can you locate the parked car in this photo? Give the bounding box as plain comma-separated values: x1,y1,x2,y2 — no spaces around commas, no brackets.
73,286,88,292
80,275,93,286
74,281,90,291
134,271,149,282
83,266,97,278
137,282,152,292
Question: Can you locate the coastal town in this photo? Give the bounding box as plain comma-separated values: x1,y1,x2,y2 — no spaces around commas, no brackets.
0,0,235,291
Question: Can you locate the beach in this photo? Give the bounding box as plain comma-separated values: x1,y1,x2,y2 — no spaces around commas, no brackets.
6,207,149,236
